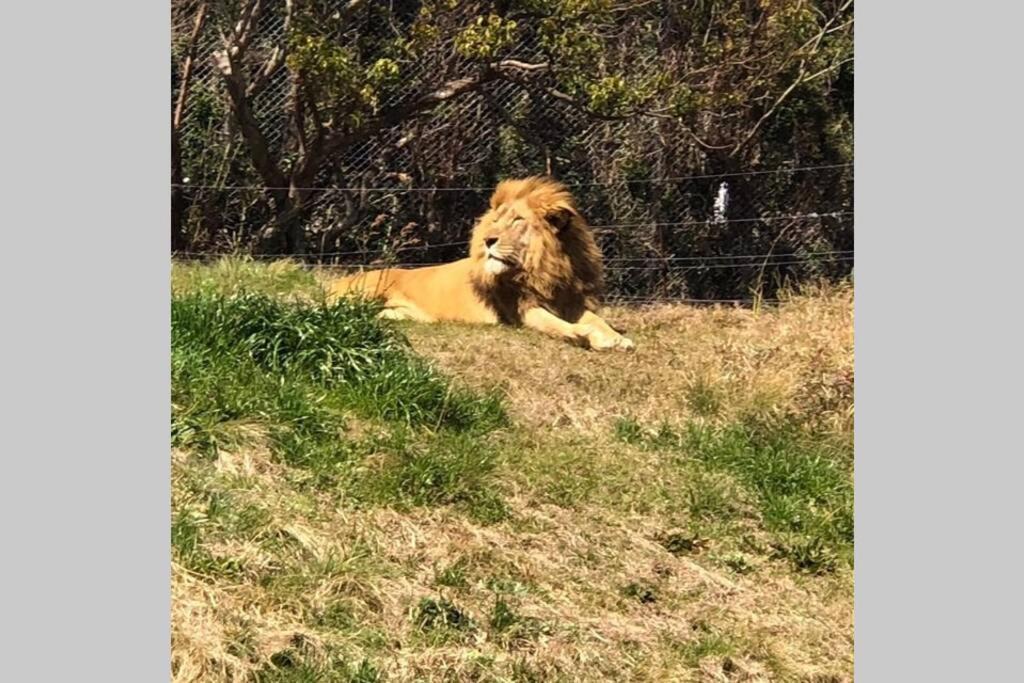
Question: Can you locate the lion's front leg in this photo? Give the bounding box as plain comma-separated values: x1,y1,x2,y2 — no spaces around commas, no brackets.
577,310,634,351
521,307,633,351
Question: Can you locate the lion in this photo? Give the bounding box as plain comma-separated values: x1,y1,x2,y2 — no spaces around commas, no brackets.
326,176,634,351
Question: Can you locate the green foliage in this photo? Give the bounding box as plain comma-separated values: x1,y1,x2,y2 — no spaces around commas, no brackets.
454,15,518,60
366,58,400,88
176,0,853,300
286,34,374,115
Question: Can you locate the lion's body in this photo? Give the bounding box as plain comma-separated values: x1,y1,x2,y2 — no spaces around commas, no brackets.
328,258,499,324
326,177,634,351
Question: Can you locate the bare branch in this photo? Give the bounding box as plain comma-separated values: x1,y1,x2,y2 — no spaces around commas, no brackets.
211,49,287,191
230,0,262,56
730,60,807,157
246,0,293,98
338,0,369,23
173,2,208,131
291,76,308,160
495,59,549,73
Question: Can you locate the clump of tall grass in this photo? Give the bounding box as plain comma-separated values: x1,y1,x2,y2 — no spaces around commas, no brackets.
172,289,505,460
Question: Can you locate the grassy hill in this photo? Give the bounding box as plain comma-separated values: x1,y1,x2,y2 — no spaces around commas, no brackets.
172,258,853,682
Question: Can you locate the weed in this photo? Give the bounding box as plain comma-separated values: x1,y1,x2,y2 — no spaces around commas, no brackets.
435,557,471,589
316,601,356,630
256,656,383,683
721,553,756,574
489,597,551,646
622,581,658,604
413,597,475,634
677,630,736,667
658,531,705,556
684,376,722,417
613,416,644,445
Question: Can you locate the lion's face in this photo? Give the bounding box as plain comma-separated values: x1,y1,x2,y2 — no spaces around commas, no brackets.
469,176,604,316
471,201,546,276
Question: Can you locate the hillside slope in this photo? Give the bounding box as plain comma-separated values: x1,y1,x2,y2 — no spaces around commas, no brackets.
172,259,853,683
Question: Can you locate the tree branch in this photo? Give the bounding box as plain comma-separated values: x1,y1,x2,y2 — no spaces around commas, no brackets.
246,0,294,98
211,49,287,191
173,2,207,131
730,60,806,157
227,0,262,56
318,60,549,163
730,50,851,158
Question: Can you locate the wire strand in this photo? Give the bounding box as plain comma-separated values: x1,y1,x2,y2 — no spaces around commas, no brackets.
171,212,852,260
173,248,853,263
170,163,852,192
174,255,853,271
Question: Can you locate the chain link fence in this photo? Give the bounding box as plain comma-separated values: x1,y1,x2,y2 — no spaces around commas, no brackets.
172,1,854,302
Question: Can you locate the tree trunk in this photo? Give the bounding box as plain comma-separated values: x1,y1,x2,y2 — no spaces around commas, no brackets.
258,190,309,255
171,2,207,253
171,124,186,251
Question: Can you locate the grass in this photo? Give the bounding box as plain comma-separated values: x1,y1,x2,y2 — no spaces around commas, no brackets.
615,415,854,573
172,258,854,682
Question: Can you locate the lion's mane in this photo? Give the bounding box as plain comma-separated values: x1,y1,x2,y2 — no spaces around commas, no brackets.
469,176,605,323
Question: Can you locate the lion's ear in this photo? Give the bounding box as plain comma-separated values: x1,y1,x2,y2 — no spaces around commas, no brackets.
546,205,578,233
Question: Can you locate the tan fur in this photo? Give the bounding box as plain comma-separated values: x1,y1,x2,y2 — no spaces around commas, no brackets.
326,176,634,351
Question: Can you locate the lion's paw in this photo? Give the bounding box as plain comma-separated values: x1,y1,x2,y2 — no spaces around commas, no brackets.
588,331,636,352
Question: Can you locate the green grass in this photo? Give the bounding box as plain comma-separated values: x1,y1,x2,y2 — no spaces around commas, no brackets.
256,656,383,683
172,259,854,682
617,416,854,573
412,597,478,646
676,630,737,667
488,596,551,647
172,256,322,299
345,430,510,523
171,284,509,577
172,290,505,439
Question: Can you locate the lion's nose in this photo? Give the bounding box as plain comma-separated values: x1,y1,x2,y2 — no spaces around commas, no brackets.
484,237,498,249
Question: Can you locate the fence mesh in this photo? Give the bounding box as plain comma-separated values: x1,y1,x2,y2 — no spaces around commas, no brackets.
172,1,854,302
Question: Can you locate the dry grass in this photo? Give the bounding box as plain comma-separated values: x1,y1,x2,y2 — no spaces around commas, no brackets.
172,263,853,682
403,283,852,436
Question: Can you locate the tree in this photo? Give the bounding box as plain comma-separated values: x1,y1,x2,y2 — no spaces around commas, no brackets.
207,0,557,253
174,0,853,300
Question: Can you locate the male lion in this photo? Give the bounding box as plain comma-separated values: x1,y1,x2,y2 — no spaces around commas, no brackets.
326,176,634,351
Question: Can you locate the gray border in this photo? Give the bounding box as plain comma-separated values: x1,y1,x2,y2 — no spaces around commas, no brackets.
0,3,169,680
855,2,1022,680
2,1,1021,680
